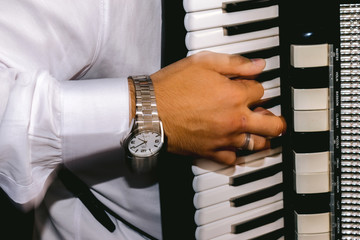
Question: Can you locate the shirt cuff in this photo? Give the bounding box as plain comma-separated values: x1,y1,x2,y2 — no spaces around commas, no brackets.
60,78,130,168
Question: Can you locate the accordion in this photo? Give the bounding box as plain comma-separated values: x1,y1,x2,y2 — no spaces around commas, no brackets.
159,1,360,239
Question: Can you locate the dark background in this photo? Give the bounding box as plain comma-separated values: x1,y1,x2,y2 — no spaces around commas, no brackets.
0,189,34,239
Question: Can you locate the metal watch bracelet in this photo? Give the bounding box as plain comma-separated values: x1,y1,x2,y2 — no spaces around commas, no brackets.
130,75,161,131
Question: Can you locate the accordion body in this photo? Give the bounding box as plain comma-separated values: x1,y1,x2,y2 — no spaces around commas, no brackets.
159,1,360,239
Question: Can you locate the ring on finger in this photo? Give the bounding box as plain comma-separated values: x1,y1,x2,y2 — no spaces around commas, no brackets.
239,133,254,151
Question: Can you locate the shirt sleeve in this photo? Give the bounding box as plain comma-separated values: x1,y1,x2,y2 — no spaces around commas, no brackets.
0,67,62,206
0,1,131,208
0,67,130,209
60,77,130,172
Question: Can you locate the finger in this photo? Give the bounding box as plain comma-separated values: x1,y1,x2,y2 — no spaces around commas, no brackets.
195,51,266,76
236,133,271,151
245,111,286,137
252,107,275,116
234,79,264,104
210,150,237,165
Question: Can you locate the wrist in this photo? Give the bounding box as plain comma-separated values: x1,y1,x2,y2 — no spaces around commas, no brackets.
128,77,136,122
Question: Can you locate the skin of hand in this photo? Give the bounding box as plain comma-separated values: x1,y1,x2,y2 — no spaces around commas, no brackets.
130,51,286,165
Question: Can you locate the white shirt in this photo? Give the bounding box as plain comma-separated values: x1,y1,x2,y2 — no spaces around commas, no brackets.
0,0,163,239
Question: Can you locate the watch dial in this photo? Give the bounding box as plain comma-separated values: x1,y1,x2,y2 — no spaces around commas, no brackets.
128,131,162,157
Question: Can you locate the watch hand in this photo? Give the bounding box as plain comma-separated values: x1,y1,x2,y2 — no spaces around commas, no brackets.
133,142,146,148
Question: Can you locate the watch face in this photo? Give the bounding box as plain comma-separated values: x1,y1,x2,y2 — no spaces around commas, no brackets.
128,131,163,157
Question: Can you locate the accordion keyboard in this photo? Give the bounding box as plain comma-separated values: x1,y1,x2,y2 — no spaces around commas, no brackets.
183,0,284,239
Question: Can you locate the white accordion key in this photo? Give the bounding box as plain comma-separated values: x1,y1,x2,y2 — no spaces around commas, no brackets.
267,104,281,116
193,172,282,208
295,171,330,194
183,0,244,12
293,109,329,132
184,6,278,32
294,151,330,173
211,218,284,240
185,27,279,51
262,77,280,90
297,232,331,240
290,44,329,68
263,55,280,72
192,147,282,175
187,36,279,56
292,88,329,110
195,200,283,239
195,191,283,226
262,86,280,100
192,153,282,192
295,212,331,234
183,0,278,13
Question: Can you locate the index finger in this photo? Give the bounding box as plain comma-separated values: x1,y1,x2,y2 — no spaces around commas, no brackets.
245,110,286,137
195,51,266,77
233,79,265,105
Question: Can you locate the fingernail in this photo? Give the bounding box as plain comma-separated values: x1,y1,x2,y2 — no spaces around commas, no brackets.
251,58,265,67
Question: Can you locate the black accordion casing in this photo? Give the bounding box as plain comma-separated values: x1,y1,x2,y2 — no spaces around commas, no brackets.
159,1,360,239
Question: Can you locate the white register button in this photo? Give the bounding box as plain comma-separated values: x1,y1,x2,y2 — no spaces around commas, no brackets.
297,232,331,240
293,109,329,132
292,88,329,110
291,44,329,68
295,171,330,194
296,212,331,234
294,151,330,173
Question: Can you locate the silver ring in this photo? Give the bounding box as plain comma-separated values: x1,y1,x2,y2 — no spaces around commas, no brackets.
239,133,254,151
242,133,251,150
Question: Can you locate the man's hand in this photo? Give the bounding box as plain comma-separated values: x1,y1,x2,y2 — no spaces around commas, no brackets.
151,51,286,165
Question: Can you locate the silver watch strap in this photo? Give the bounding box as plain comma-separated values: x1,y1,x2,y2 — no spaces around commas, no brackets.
130,75,161,132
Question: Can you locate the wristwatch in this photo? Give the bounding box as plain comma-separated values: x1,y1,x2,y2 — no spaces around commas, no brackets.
124,75,165,174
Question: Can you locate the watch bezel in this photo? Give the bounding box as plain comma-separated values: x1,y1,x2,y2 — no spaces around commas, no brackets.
124,120,165,173
126,129,164,158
